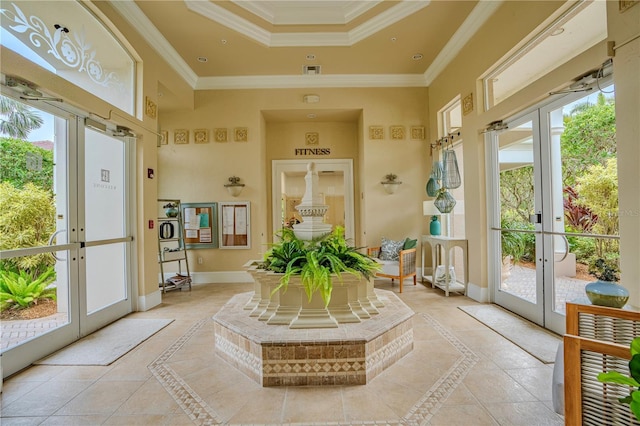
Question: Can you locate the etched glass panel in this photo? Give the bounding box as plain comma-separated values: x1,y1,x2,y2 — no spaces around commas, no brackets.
1,1,135,114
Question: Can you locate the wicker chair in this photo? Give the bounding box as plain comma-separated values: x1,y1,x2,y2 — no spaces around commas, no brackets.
563,302,640,426
367,246,417,293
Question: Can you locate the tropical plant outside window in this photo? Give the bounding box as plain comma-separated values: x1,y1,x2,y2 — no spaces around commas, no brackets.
0,95,57,315
500,91,618,281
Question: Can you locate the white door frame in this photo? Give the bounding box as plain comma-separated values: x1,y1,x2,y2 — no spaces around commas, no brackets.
271,159,355,242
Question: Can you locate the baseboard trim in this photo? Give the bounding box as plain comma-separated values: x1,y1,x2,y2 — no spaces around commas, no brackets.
138,289,162,311
466,282,489,302
190,271,253,285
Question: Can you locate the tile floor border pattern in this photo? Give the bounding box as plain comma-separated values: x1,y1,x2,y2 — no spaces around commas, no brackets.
402,313,480,425
148,318,222,425
148,312,479,426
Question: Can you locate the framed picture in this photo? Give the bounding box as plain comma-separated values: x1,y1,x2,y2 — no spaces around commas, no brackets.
219,201,250,249
182,202,218,249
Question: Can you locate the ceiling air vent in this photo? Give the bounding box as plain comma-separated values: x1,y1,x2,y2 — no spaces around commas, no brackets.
303,65,321,75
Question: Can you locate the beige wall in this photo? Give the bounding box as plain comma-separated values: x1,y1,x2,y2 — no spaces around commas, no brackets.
1,0,197,306
3,0,638,307
158,87,429,273
426,0,617,299
607,1,640,306
266,120,360,239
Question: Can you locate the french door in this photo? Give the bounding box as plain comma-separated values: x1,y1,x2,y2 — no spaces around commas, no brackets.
1,96,133,377
488,84,617,335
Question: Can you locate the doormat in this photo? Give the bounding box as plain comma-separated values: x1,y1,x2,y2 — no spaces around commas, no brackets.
36,318,173,366
458,304,561,363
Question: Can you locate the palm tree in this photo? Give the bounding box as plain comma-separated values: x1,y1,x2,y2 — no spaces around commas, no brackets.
0,95,44,139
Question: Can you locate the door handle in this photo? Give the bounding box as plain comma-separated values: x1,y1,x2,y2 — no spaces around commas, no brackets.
47,229,67,261
556,235,569,263
529,213,541,224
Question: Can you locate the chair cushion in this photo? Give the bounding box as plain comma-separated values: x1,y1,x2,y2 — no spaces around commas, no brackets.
378,259,400,276
379,237,405,261
403,238,417,250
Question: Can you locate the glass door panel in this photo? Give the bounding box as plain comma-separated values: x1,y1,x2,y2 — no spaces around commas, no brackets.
542,88,618,333
491,83,617,335
494,117,543,326
81,127,131,332
0,98,78,376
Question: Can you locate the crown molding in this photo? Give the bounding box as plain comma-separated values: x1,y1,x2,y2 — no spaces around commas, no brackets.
111,0,198,88
349,1,430,45
195,74,428,90
423,0,503,85
186,0,430,47
232,0,382,25
185,0,272,46
113,0,495,91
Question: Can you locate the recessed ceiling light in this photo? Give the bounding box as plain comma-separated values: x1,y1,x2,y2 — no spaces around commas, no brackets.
197,56,208,63
306,54,316,60
412,53,423,60
550,28,565,36
307,113,317,119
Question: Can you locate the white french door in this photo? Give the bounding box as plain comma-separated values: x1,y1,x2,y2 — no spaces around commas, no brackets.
488,83,617,335
1,96,133,377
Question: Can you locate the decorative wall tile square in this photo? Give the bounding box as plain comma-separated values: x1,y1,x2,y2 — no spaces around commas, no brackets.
174,129,189,144
411,126,425,140
305,132,319,145
194,129,209,144
390,125,405,140
215,128,228,142
160,130,168,145
234,127,248,142
145,96,157,119
463,93,473,115
369,126,384,140
620,0,638,12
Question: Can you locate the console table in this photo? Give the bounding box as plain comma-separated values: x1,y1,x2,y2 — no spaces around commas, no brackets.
421,235,468,296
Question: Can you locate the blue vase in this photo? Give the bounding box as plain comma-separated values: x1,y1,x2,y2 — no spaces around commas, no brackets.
585,280,629,308
165,207,179,218
430,216,441,236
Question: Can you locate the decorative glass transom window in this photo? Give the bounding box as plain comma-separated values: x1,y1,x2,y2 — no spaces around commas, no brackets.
1,1,135,115
482,0,607,111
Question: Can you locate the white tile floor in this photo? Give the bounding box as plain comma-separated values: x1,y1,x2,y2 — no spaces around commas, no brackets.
0,280,565,425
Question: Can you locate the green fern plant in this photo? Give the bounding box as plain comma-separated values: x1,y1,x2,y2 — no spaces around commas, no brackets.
0,267,56,310
597,337,640,421
263,226,380,307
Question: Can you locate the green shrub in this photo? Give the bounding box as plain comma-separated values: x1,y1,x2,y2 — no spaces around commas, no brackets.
0,137,53,190
0,182,56,276
263,227,380,306
500,219,532,264
0,267,56,310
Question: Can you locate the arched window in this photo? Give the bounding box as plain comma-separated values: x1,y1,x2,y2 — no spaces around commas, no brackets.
1,1,135,114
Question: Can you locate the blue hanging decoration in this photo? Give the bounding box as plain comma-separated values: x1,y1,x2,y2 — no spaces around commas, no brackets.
434,189,456,213
432,161,444,180
426,174,440,197
442,148,461,189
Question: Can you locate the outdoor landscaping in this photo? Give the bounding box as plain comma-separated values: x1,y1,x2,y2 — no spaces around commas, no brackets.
0,95,57,320
500,93,618,280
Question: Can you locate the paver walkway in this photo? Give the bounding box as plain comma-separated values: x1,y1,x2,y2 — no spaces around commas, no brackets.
501,265,590,314
1,312,67,350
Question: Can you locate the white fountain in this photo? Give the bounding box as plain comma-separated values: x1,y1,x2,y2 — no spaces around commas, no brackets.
291,162,333,240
